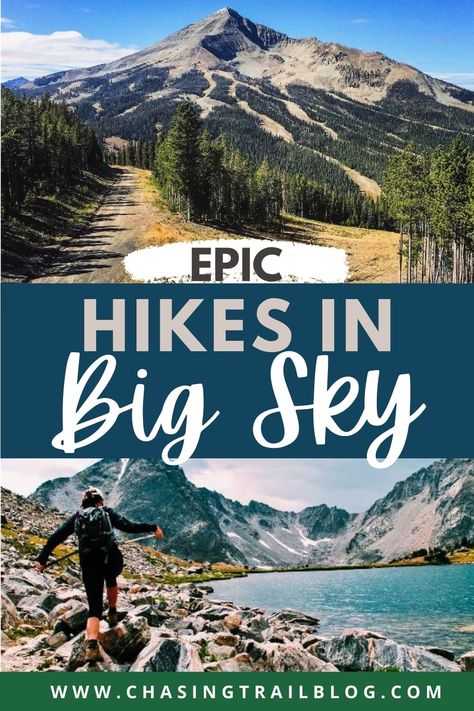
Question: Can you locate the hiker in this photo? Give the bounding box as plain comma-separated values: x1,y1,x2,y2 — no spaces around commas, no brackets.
35,486,163,661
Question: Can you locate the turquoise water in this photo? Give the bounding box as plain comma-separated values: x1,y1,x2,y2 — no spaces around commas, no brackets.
211,565,474,655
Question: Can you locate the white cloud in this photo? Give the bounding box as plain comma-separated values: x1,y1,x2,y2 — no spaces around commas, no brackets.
432,72,474,90
1,30,137,82
1,459,100,496
349,18,371,25
185,458,436,512
1,16,15,28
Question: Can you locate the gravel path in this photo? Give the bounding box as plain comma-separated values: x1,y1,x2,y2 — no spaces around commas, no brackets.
33,167,157,283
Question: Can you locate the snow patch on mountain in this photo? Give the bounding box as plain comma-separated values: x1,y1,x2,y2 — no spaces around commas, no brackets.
266,532,305,556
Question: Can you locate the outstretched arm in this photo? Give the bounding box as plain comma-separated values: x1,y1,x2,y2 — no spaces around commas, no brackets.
36,515,76,568
108,508,163,537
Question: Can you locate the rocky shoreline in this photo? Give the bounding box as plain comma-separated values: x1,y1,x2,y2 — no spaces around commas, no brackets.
1,489,473,673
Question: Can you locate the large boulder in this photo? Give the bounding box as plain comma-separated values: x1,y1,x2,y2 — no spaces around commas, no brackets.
49,600,79,627
223,614,242,632
244,640,337,672
316,630,461,672
133,605,169,627
219,653,255,671
204,642,236,661
269,644,338,672
130,637,203,672
242,641,338,672
17,591,61,614
2,579,41,604
1,592,19,630
99,616,151,662
60,602,89,635
201,606,238,622
267,609,319,628
66,634,118,672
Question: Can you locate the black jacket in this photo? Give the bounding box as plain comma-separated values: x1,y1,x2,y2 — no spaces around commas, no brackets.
36,507,157,566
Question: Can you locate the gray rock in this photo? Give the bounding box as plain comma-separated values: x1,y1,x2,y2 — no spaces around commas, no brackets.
49,600,78,626
18,591,61,613
20,606,49,622
219,653,254,671
203,661,222,672
17,595,49,613
201,606,237,622
267,609,319,628
130,638,204,671
163,617,194,632
427,648,455,662
22,633,49,655
248,614,270,634
13,570,50,589
66,635,117,672
268,643,338,672
243,639,337,671
213,633,239,647
47,632,70,649
1,592,19,630
302,633,326,649
130,595,157,606
55,588,87,604
61,603,89,635
205,642,236,660
99,616,151,662
459,651,474,672
133,605,169,627
317,630,461,672
198,585,214,594
3,580,41,604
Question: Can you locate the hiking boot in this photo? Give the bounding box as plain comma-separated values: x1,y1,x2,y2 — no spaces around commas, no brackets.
84,639,102,662
107,609,119,628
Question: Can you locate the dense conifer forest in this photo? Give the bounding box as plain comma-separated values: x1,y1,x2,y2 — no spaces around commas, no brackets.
1,88,103,218
383,138,474,283
106,101,388,229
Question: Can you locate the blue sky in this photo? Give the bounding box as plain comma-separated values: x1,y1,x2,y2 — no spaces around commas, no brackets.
1,0,473,86
1,458,436,511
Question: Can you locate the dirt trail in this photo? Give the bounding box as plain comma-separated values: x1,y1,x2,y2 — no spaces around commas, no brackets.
33,167,159,283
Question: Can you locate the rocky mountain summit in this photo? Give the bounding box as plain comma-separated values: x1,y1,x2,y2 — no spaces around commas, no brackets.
16,9,474,194
30,458,474,567
20,8,473,110
2,488,472,672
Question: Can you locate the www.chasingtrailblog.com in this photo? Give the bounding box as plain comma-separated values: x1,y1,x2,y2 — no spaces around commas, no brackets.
49,680,442,702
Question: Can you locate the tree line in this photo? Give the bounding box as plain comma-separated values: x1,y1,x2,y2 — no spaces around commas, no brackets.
1,88,103,217
383,138,474,283
107,101,388,229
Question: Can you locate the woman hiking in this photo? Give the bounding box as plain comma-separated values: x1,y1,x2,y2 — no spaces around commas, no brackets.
35,486,164,661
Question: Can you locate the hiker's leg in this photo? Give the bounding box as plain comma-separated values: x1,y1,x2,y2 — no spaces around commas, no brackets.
86,616,101,641
105,548,123,626
81,556,106,639
106,585,118,608
105,547,124,609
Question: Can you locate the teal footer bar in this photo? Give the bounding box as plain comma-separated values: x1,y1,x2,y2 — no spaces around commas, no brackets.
0,672,471,709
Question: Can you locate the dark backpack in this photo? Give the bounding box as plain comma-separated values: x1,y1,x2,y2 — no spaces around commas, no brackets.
75,507,114,554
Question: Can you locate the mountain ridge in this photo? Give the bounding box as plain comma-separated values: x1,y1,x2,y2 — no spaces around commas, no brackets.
29,458,474,568
19,8,474,110
16,8,474,198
